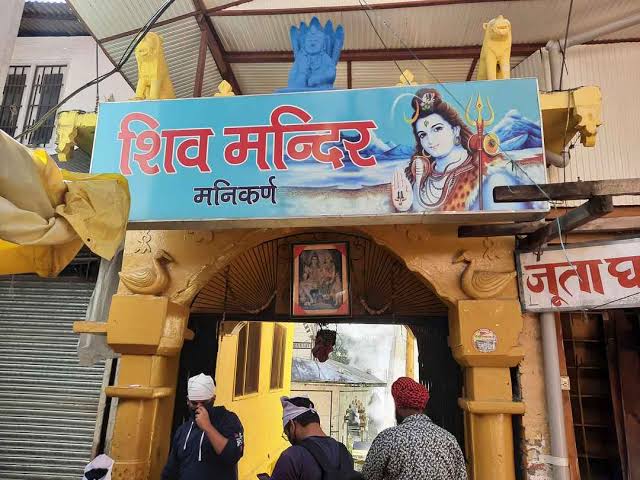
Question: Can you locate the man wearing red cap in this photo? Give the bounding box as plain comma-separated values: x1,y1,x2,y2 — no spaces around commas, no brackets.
362,377,466,480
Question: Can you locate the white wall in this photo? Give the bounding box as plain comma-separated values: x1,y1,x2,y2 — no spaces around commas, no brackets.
8,35,134,145
0,0,24,90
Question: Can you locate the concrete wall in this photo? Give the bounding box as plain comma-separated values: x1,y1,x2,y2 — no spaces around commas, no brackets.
0,0,24,90
6,35,133,145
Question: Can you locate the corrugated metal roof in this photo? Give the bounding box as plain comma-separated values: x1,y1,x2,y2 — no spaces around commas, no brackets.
102,16,217,99
19,17,88,36
19,1,87,36
292,358,386,385
203,52,224,96
67,0,196,40
231,59,477,93
351,59,472,88
211,1,640,52
70,0,640,100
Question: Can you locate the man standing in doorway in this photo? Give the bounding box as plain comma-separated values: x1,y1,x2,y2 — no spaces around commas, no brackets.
161,373,244,480
270,396,359,480
362,377,467,480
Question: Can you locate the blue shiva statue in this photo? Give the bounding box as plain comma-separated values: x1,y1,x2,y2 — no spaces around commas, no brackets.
280,17,344,92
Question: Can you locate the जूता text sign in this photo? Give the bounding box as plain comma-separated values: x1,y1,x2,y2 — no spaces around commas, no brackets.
517,238,640,312
91,79,548,228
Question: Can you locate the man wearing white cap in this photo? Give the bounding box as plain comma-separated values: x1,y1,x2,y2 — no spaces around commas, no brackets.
270,396,359,480
161,373,244,480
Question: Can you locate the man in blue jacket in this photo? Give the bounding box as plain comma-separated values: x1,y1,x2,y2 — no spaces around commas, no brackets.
162,373,244,480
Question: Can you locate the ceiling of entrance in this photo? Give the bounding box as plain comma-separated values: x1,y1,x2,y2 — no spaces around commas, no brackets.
67,0,640,96
191,233,448,317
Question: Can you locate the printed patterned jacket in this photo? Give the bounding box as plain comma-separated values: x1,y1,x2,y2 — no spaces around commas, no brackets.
361,414,467,480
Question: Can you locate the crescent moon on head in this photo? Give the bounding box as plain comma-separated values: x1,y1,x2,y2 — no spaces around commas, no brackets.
391,93,423,124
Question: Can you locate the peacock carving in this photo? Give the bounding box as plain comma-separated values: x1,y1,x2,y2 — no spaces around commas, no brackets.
454,250,515,299
119,249,174,295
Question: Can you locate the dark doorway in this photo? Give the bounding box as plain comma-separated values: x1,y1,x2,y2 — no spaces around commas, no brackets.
411,319,465,451
171,313,220,437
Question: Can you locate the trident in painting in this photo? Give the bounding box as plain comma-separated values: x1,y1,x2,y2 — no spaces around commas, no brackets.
465,94,500,210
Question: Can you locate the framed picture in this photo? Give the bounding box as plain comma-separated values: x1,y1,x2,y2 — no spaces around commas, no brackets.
292,242,350,317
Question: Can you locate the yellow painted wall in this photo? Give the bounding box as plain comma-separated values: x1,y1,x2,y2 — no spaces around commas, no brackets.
214,321,294,480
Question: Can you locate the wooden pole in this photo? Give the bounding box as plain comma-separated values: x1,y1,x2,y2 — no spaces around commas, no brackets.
494,179,640,203
517,195,614,251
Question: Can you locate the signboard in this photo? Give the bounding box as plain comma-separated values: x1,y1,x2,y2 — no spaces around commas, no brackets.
517,237,640,312
91,79,548,228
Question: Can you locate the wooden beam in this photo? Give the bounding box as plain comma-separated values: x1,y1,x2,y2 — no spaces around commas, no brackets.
194,4,242,95
495,179,640,203
466,57,478,81
226,44,543,63
517,196,614,252
210,0,528,16
204,0,254,14
459,215,640,238
458,221,545,237
347,60,352,89
194,29,207,97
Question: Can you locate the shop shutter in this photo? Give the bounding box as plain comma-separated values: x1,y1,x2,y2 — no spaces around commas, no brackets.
0,277,104,480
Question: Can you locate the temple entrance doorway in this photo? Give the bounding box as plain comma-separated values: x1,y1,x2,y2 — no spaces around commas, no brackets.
173,232,464,477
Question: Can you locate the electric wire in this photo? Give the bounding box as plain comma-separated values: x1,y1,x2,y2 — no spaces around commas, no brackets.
14,0,178,142
559,0,575,91
357,0,587,278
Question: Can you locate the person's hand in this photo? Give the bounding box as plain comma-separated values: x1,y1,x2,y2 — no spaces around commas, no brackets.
195,405,212,431
391,167,413,212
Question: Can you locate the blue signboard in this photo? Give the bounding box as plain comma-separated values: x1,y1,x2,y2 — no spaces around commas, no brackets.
91,79,548,227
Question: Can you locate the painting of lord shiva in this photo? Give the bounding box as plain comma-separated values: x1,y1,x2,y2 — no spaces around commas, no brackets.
391,87,544,213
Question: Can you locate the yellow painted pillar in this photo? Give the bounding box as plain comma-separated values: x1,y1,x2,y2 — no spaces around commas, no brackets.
406,327,416,379
449,299,525,480
103,294,190,480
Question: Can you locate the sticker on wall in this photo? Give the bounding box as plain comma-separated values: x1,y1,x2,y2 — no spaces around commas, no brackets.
472,328,497,353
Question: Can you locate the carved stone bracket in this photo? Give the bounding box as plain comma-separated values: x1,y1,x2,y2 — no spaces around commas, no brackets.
119,249,173,296
454,250,516,300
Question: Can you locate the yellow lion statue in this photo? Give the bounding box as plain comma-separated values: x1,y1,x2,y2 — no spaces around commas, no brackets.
477,15,512,81
133,32,175,100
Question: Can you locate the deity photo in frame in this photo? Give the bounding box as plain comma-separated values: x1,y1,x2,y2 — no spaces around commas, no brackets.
292,243,350,317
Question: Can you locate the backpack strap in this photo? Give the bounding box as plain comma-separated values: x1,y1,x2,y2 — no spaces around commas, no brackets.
298,438,339,476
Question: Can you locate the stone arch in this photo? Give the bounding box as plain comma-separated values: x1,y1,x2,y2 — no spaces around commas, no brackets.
189,230,448,317
125,225,518,310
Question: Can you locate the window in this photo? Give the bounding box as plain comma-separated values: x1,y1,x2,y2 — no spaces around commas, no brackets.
270,324,287,390
234,322,262,397
22,65,66,146
0,66,30,136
